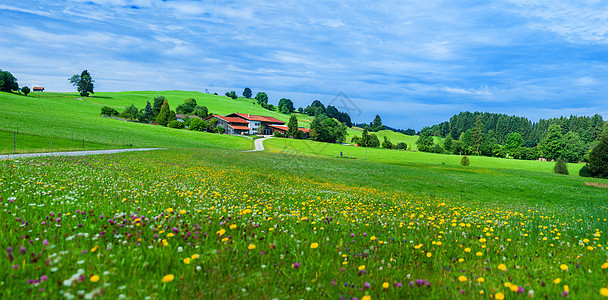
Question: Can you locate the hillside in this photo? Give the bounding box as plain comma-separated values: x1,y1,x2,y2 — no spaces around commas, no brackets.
0,91,254,151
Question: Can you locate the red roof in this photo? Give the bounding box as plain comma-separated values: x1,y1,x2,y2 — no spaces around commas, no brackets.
229,125,251,131
229,113,285,124
33,86,44,90
268,125,310,133
206,115,249,124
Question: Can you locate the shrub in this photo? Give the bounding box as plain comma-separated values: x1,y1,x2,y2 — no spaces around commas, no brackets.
189,118,207,131
21,86,30,96
395,142,407,150
101,106,119,117
579,164,592,177
217,126,225,134
168,120,184,129
460,155,470,166
553,157,569,175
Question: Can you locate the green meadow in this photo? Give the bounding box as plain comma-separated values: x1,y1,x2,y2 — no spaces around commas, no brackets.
1,90,607,299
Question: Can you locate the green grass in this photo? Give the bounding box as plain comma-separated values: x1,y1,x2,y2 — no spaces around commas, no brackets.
265,137,586,176
0,91,253,151
0,130,130,154
1,147,606,299
345,128,442,150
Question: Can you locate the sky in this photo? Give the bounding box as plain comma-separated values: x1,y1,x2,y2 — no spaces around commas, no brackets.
2,0,608,129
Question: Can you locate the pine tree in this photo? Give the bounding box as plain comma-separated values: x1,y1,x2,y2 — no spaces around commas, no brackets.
144,100,153,123
287,115,298,137
470,116,485,155
156,100,171,126
553,157,569,175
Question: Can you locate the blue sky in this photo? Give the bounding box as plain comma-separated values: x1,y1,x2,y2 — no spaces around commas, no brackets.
2,0,608,129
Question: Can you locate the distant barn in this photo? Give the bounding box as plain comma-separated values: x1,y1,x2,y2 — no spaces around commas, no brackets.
33,86,45,92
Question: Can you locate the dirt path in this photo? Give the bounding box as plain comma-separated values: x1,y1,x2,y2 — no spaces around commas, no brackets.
0,148,166,160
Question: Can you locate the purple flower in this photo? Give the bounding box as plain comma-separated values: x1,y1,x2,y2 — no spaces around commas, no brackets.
293,262,300,269
6,247,13,254
562,291,568,297
363,282,371,289
518,286,524,294
42,240,48,246
20,247,26,255
40,275,48,282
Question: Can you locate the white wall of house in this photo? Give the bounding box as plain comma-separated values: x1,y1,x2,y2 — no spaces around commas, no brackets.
249,121,260,134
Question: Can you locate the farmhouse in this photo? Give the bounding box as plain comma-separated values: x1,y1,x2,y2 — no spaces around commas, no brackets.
268,124,310,137
175,114,201,122
206,113,287,135
33,86,45,92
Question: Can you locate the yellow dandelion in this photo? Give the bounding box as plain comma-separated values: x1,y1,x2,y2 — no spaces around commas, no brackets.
90,275,100,282
167,233,174,237
90,245,98,253
230,224,237,229
498,264,507,271
476,251,483,256
358,265,366,271
477,277,484,283
179,210,186,215
166,208,173,213
602,262,608,269
458,275,467,282
191,254,199,259
248,244,256,250
217,228,226,236
564,285,569,292
183,257,191,264
600,288,608,297
362,296,371,300
383,282,389,289
554,278,561,284
479,238,486,243
310,243,319,249
510,284,519,292
162,274,174,283
495,292,505,300
560,264,568,271
370,236,377,241
465,247,471,253
504,282,512,288
426,252,432,258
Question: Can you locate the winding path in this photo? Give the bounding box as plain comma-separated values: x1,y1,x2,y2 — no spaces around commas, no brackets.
243,137,273,152
0,148,166,160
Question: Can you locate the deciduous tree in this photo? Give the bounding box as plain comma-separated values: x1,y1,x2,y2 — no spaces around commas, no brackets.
69,70,94,97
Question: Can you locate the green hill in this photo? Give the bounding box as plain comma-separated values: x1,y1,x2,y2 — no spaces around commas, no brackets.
0,91,256,152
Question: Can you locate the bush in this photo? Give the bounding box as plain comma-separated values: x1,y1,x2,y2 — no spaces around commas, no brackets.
21,86,30,96
460,155,470,166
579,164,592,177
189,118,207,131
553,157,569,175
168,120,184,129
101,106,119,117
217,126,225,134
587,133,608,178
395,142,407,150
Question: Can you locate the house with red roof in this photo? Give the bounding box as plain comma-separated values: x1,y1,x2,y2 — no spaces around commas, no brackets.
206,112,289,135
33,86,44,92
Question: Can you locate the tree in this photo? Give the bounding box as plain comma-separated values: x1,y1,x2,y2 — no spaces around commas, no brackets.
416,131,434,152
156,100,171,126
225,91,237,99
0,69,19,92
152,96,166,119
587,132,608,178
470,116,485,155
21,86,30,96
192,106,209,119
255,92,268,106
310,117,347,143
69,70,94,97
382,136,394,149
120,104,139,120
278,98,295,114
243,87,252,98
144,100,153,123
460,156,470,166
168,120,184,129
553,157,569,175
370,115,384,132
395,142,407,150
444,135,453,152
189,118,207,131
287,115,298,137
100,106,119,116
541,124,565,160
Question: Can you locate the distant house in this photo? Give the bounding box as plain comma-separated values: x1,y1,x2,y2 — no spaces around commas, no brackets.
175,114,201,122
33,87,44,92
206,112,291,135
268,125,310,137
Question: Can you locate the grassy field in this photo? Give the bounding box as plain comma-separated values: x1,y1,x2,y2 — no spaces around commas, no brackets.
0,92,253,151
0,130,133,154
265,138,586,176
1,148,607,299
345,128,442,150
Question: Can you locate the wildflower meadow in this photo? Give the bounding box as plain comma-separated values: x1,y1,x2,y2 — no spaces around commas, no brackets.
1,149,607,299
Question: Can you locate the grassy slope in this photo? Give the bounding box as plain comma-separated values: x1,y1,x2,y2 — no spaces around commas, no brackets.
0,130,130,154
265,138,586,176
0,91,253,151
